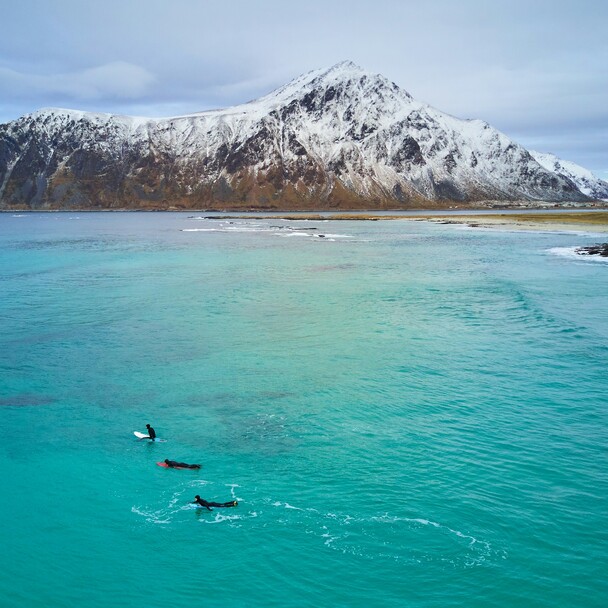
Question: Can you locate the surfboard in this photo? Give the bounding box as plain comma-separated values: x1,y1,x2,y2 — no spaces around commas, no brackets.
134,431,166,442
156,461,200,469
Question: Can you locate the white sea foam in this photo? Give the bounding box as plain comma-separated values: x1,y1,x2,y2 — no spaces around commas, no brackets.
130,505,172,524
182,226,266,233
183,223,291,234
182,220,355,241
264,494,502,565
266,498,503,566
189,479,210,489
409,517,439,527
548,246,608,262
202,512,242,524
272,501,305,510
317,233,353,239
549,246,579,259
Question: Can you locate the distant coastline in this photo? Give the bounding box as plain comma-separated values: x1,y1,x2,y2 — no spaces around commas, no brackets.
3,206,608,233
405,211,608,233
191,209,608,233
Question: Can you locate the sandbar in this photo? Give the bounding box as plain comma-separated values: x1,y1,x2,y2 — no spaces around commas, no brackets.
214,211,608,233
411,211,608,233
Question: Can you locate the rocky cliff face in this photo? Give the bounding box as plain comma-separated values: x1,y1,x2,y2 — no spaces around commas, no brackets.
0,61,593,210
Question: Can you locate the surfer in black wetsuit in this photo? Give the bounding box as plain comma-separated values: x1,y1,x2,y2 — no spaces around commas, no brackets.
193,495,238,510
146,424,156,440
164,459,201,469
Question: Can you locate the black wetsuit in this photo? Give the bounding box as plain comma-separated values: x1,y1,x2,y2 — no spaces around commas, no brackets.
166,460,200,469
193,497,237,510
146,426,156,439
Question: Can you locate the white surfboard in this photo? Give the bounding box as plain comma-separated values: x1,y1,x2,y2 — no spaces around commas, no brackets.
134,431,166,442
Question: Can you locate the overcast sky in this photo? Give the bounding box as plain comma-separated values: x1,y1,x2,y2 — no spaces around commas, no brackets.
1,0,606,178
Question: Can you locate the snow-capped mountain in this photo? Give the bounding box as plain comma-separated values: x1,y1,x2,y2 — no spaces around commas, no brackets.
0,61,597,209
529,151,608,201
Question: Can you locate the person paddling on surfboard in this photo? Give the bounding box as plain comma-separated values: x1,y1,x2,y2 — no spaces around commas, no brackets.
145,424,156,440
164,459,201,469
193,495,238,511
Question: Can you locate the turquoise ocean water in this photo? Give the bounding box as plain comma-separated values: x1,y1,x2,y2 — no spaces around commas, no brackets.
0,212,606,607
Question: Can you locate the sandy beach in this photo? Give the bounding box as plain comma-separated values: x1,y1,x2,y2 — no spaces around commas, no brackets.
219,210,608,233
414,211,608,233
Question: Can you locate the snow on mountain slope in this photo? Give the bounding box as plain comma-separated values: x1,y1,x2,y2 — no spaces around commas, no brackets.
530,150,608,200
0,61,592,209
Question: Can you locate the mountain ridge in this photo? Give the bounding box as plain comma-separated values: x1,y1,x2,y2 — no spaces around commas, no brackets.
0,62,603,210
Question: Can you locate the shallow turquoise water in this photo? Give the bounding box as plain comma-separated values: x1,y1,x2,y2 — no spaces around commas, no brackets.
0,212,606,607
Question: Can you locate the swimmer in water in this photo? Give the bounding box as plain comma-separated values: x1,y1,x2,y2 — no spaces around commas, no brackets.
164,459,201,469
192,495,238,510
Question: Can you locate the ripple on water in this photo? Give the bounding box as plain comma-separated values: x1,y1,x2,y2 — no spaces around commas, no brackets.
0,394,56,407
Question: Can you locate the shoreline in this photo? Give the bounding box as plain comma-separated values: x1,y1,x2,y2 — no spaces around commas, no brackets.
196,210,608,233
3,208,608,233
405,212,608,233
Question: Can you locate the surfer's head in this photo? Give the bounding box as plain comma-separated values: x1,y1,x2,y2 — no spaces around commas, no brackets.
146,424,151,428
164,459,170,464
195,495,200,500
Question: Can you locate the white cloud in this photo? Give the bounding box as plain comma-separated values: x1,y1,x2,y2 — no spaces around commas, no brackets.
0,0,605,175
72,62,156,99
0,61,155,102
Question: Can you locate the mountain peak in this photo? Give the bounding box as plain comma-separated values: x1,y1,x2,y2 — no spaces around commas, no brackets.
319,60,365,76
311,60,385,87
332,59,360,69
250,60,411,114
0,63,595,209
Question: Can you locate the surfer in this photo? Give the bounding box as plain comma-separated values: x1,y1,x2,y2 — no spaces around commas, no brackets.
146,424,156,440
193,495,238,510
164,459,201,469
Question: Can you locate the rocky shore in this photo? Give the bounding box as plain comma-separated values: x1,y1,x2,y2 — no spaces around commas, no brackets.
574,243,608,257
